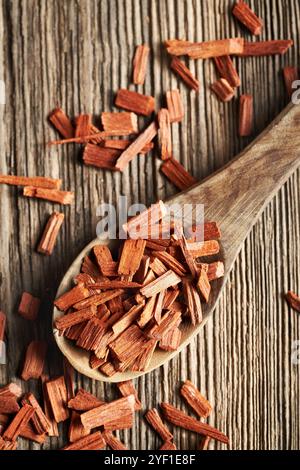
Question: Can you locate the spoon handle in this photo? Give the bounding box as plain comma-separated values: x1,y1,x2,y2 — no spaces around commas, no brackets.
169,103,300,271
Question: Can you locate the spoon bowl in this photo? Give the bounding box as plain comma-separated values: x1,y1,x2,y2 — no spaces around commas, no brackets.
53,238,225,382
53,103,300,382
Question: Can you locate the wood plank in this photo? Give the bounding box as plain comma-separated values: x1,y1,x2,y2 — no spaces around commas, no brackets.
0,0,299,450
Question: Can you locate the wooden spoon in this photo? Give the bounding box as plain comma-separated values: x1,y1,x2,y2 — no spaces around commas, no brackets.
53,102,300,382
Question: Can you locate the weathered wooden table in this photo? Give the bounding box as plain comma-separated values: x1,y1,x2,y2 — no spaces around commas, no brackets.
0,0,300,450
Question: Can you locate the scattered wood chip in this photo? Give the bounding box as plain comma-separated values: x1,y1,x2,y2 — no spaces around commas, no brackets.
68,388,104,411
45,376,69,423
21,392,51,435
41,375,59,437
104,139,153,154
106,297,122,313
92,279,133,294
21,341,47,381
166,89,184,123
48,108,74,138
103,430,128,450
213,56,241,88
23,187,74,205
160,157,197,190
170,57,200,91
37,212,64,255
0,174,62,190
211,78,235,102
166,38,244,59
18,292,40,321
163,288,179,309
101,112,138,134
63,359,75,402
153,290,165,324
116,380,142,411
80,395,135,431
158,108,172,160
88,124,104,144
115,89,155,116
133,44,150,85
165,39,193,49
238,40,293,56
93,244,114,272
232,1,263,35
75,114,92,138
89,353,107,370
0,437,18,449
68,410,90,443
62,431,106,450
82,144,121,171
115,121,158,171
19,422,47,444
239,94,253,137
48,130,131,146
180,380,212,418
145,408,173,441
161,402,229,444
2,404,35,441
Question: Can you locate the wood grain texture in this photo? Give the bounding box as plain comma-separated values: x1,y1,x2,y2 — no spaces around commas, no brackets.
0,0,300,450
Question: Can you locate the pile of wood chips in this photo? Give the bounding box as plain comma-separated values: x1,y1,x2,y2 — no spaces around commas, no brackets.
0,375,229,450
